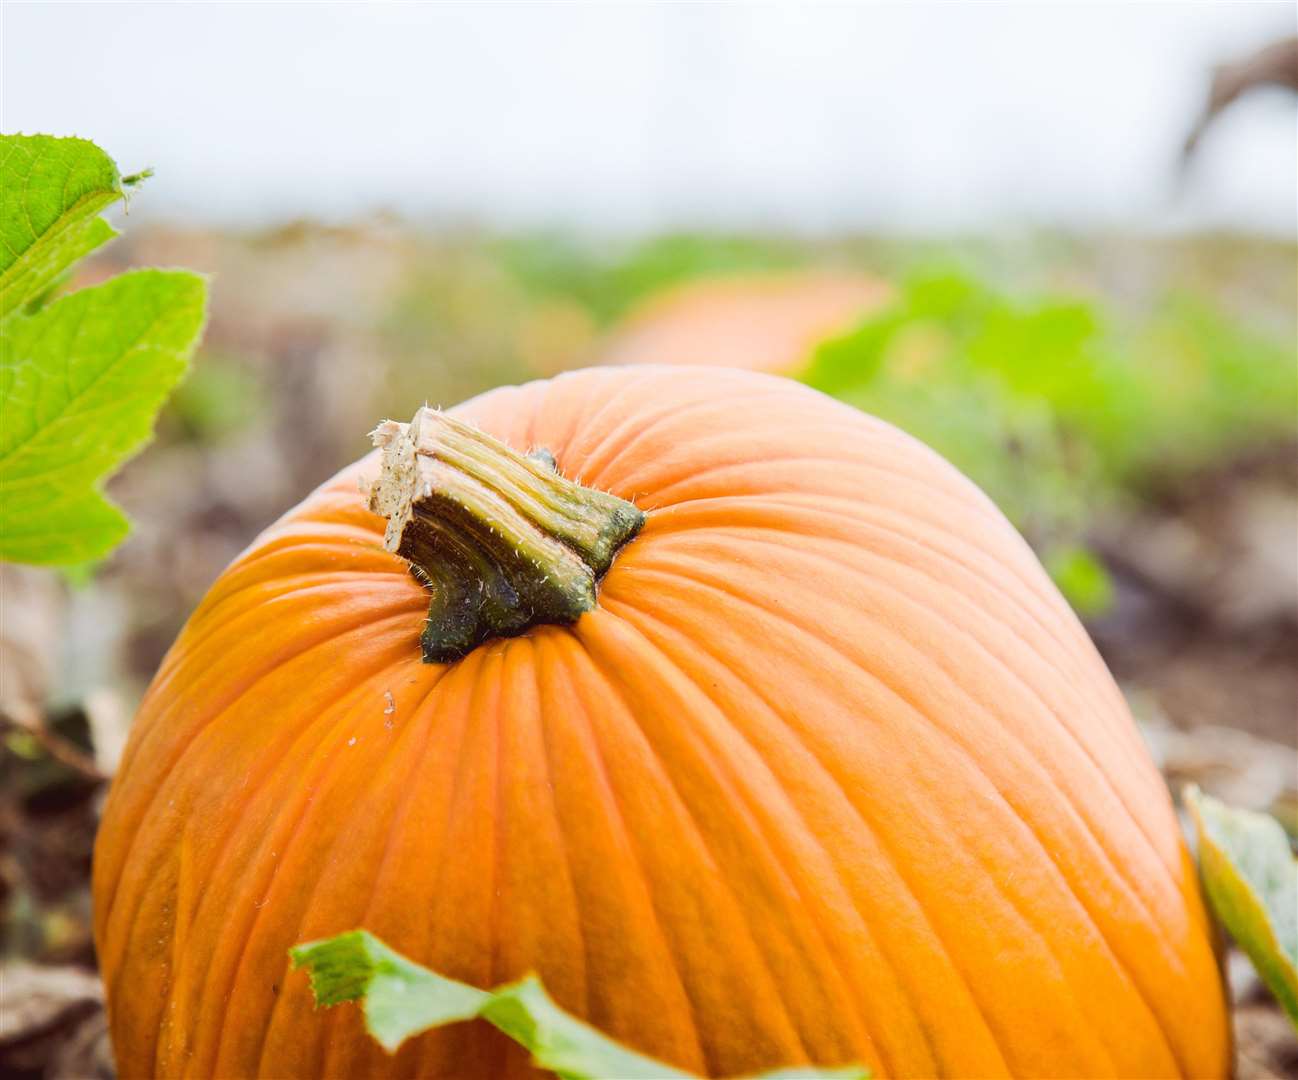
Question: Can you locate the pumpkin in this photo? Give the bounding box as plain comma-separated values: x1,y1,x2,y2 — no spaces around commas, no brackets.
600,271,891,374
93,365,1229,1079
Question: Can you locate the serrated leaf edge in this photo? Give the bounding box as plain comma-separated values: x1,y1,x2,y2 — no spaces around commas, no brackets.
290,930,870,1079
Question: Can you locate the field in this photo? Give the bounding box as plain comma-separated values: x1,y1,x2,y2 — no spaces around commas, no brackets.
2,222,1295,1076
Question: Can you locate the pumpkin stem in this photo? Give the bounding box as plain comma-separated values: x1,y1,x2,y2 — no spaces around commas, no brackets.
368,408,643,663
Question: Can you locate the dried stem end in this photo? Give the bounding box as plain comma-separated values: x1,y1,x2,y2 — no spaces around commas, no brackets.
368,408,643,663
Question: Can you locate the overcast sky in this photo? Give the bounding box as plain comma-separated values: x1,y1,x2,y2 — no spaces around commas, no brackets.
3,2,1295,234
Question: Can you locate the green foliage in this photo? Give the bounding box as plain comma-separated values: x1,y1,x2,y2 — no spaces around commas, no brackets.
291,931,489,1055
1187,787,1298,1027
376,244,542,413
291,930,869,1080
1,135,121,320
0,134,207,565
1042,545,1114,618
498,232,799,324
1127,296,1298,475
163,353,262,443
801,269,1297,612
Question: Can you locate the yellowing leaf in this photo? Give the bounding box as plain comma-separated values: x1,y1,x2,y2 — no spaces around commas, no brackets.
1187,785,1298,1026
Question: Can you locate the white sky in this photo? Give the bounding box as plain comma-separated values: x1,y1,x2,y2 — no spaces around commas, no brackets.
3,1,1295,234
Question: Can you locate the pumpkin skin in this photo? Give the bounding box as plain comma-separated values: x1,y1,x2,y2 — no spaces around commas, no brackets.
600,272,891,374
93,365,1229,1079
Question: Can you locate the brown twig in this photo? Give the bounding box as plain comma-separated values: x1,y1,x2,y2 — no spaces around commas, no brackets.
0,706,108,784
1183,36,1298,163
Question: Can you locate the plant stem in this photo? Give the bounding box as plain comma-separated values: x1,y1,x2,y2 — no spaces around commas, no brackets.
368,408,643,662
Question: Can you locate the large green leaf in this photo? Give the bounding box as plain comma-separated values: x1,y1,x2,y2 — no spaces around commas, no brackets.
1186,786,1298,1026
0,135,127,321
291,931,869,1080
0,134,207,565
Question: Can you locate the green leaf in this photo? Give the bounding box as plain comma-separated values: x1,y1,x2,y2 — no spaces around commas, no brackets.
0,135,125,322
478,975,694,1080
290,931,487,1051
0,488,128,566
0,269,206,564
1043,544,1114,618
291,930,869,1080
0,134,207,567
1186,786,1298,1026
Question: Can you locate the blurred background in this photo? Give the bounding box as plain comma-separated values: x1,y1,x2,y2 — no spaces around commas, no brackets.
2,3,1296,1077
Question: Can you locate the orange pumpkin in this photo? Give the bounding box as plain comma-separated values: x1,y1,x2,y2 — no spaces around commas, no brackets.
94,365,1229,1078
600,272,891,374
